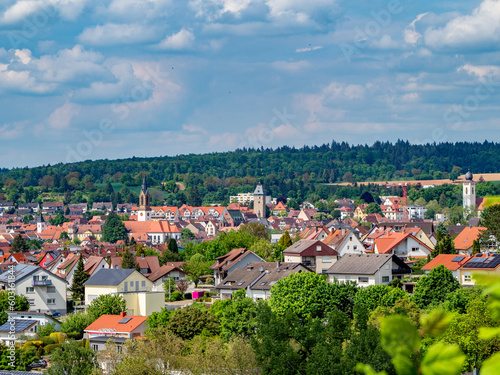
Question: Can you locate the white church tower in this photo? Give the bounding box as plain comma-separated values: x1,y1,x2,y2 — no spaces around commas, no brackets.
37,212,46,234
463,170,476,215
253,182,266,219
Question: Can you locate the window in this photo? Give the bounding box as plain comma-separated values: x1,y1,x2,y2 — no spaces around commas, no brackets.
411,247,419,252
47,298,55,305
26,287,34,294
382,276,390,283
345,276,351,280
464,272,471,282
141,281,146,288
92,344,99,351
316,245,321,252
385,264,390,270
260,282,267,286
322,269,328,274
353,245,357,250
28,299,35,305
323,257,332,263
358,277,369,283
130,281,134,287
47,286,56,293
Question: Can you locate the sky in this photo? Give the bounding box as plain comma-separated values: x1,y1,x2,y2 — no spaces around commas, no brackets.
1,0,500,168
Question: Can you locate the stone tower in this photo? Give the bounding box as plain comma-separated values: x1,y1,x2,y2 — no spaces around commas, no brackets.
463,170,476,214
254,182,266,219
138,175,151,222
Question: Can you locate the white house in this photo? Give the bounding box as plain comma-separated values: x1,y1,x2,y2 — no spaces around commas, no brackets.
0,311,61,346
407,204,427,220
326,254,412,287
0,264,68,315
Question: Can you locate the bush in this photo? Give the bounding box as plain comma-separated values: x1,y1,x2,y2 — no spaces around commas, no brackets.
170,291,183,301
66,331,83,340
184,292,192,300
50,332,67,344
44,343,62,354
206,277,214,285
40,336,55,346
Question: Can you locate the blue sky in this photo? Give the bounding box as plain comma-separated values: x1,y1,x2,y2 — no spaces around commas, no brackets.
1,0,500,168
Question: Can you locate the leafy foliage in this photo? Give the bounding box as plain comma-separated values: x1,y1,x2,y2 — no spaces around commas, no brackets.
47,340,98,375
167,306,219,340
87,294,126,320
101,212,128,243
413,265,460,308
0,291,30,325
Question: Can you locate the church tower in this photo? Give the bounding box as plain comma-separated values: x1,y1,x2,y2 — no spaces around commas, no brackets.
138,175,152,222
463,170,476,215
254,182,266,219
37,212,46,234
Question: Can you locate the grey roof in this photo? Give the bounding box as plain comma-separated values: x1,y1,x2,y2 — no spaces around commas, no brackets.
253,183,264,196
216,262,311,291
84,268,135,286
0,264,38,283
326,254,410,275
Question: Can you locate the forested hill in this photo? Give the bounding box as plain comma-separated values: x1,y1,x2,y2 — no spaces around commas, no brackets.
1,140,500,206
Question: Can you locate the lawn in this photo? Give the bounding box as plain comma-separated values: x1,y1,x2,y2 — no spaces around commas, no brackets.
482,196,500,208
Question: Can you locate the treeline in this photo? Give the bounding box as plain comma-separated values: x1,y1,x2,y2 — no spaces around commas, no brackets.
2,140,500,207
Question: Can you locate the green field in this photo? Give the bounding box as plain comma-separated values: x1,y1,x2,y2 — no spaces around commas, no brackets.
482,196,500,208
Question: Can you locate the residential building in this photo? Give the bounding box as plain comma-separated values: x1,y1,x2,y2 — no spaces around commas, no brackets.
407,204,427,220
83,269,163,316
0,310,61,346
84,312,147,352
453,226,488,254
421,254,470,280
148,262,188,292
210,248,264,285
322,229,364,256
326,254,412,287
216,261,311,300
0,264,68,315
283,239,338,274
457,253,500,286
373,232,432,260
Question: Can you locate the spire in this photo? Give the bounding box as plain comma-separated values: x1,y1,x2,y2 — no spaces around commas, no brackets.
37,212,44,223
141,174,148,194
254,181,264,196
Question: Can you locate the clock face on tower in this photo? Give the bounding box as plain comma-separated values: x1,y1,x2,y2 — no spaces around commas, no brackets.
140,213,143,216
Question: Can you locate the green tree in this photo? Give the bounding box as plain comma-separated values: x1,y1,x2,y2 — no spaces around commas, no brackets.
10,234,28,252
278,231,292,248
0,291,30,325
167,305,219,340
183,253,211,287
413,265,460,308
479,204,500,247
70,255,89,302
239,222,270,240
168,238,178,253
121,247,139,271
61,312,95,335
181,228,196,241
101,212,128,243
147,308,173,330
48,340,98,375
211,297,260,341
188,185,202,206
433,234,456,257
270,272,358,319
87,294,127,320
50,212,71,226
59,231,70,240
353,285,393,313
104,182,114,195
365,202,383,215
22,214,33,224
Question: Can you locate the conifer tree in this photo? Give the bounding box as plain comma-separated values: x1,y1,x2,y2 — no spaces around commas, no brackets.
101,212,128,243
168,238,179,253
70,255,89,302
278,231,292,249
121,247,139,271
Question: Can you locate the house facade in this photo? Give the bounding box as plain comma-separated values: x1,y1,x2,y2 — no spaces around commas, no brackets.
283,239,338,274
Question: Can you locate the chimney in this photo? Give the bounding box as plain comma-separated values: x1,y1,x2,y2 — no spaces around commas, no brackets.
141,254,145,259
276,260,280,268
120,311,126,317
341,228,345,236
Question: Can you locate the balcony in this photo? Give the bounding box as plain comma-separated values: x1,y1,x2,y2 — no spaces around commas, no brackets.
32,279,52,286
302,260,316,267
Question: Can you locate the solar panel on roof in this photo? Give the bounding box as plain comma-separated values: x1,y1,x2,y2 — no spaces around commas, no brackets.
452,256,465,262
469,257,486,263
118,317,132,324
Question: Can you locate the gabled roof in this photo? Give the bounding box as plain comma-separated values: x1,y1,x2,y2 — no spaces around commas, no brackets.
460,253,500,270
147,263,186,282
0,319,38,333
84,268,135,286
374,232,432,254
253,183,264,196
283,239,338,256
326,254,411,275
453,226,487,251
85,314,147,333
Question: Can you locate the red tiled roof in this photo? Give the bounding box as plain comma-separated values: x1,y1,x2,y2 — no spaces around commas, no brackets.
421,254,470,271
453,227,487,251
85,314,147,333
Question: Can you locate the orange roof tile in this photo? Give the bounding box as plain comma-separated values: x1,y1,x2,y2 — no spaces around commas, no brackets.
453,227,487,251
85,314,147,333
421,254,470,271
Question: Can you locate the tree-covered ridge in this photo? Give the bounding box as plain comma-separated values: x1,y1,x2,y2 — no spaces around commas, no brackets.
3,140,500,208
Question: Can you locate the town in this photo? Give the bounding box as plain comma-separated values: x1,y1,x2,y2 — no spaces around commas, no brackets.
0,164,499,374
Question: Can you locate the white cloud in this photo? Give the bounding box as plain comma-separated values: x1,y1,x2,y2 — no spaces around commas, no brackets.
296,45,322,53
272,60,310,72
78,23,159,46
425,0,500,50
370,35,399,50
183,124,208,134
48,102,81,129
0,122,25,139
404,13,428,46
0,0,89,25
459,64,500,78
158,28,195,50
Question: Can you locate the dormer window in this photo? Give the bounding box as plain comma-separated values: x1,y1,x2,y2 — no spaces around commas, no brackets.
316,245,321,252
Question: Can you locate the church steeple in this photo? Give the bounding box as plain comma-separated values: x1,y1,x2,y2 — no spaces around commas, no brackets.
37,212,46,234
138,174,151,221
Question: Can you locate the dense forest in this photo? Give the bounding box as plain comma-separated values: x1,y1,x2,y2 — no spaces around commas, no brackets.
2,140,500,209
